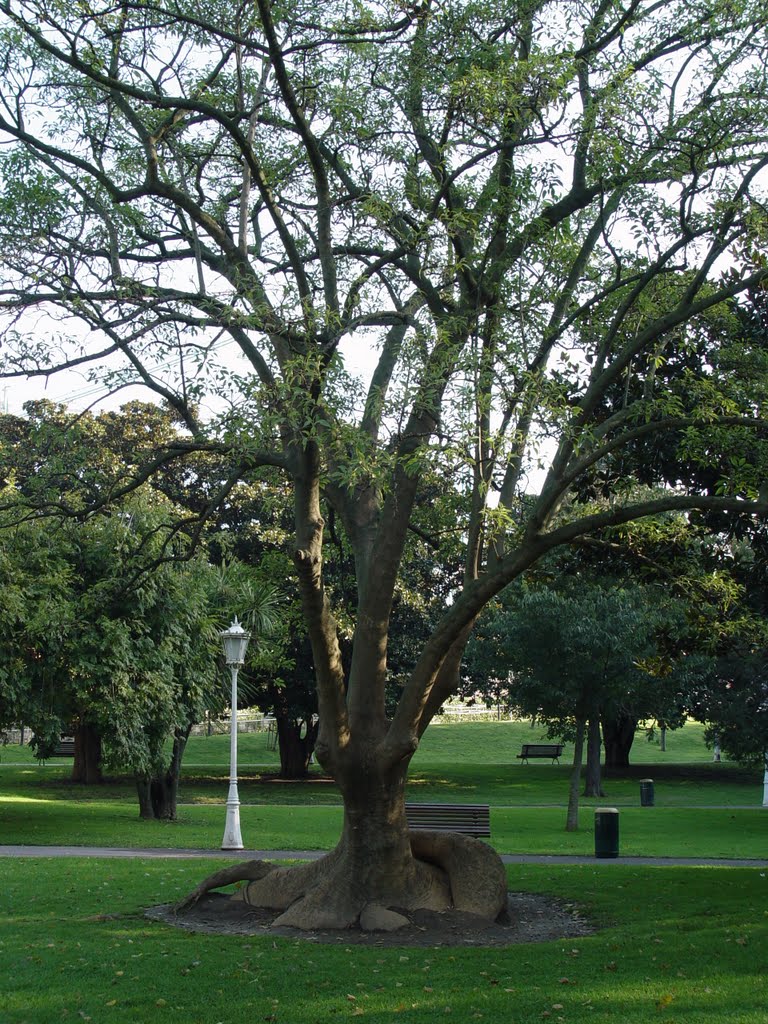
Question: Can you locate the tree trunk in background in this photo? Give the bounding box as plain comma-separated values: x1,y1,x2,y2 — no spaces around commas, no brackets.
277,715,319,778
566,717,586,831
72,722,103,785
603,713,637,771
583,716,605,797
135,728,190,819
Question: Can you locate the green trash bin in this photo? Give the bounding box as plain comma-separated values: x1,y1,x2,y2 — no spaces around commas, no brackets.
640,778,655,807
594,807,619,859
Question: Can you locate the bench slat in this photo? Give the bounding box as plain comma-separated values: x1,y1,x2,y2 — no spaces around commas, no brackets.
51,739,75,757
517,743,563,763
405,802,490,838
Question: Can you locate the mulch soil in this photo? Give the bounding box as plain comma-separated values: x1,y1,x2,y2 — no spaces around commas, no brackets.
145,891,595,947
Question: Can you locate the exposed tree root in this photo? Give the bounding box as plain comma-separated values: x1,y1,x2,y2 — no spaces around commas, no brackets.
234,850,341,911
173,830,508,931
174,859,275,912
271,870,363,930
409,830,508,919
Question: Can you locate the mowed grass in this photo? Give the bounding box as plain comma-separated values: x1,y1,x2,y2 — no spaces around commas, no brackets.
1,856,766,1024
1,719,766,857
3,797,766,859
2,721,767,1024
2,719,761,810
0,717,724,772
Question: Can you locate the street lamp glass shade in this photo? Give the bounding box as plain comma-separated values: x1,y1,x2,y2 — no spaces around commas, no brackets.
220,616,251,666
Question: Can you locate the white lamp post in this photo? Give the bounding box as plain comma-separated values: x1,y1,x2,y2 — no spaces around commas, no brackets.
220,616,251,850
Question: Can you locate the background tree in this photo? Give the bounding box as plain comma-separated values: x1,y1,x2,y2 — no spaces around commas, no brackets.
466,577,684,825
687,648,768,769
0,487,276,815
1,0,767,929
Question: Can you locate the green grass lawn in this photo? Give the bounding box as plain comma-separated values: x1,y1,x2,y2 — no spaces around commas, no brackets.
2,720,767,1024
3,797,766,859
1,857,766,1024
1,719,766,857
0,717,727,772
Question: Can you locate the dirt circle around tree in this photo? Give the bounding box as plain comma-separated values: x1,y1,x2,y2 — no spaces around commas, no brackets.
145,891,595,947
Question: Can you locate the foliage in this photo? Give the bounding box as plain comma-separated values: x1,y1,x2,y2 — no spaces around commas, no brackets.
686,647,768,768
0,481,278,791
465,576,689,734
0,494,207,767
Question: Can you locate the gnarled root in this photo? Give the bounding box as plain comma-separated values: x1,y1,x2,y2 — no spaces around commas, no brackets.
174,859,276,913
225,845,450,931
409,830,508,920
174,831,507,932
234,850,341,912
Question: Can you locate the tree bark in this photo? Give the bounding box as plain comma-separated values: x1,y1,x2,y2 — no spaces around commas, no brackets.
603,713,637,771
583,716,605,797
71,722,103,785
566,717,586,831
276,714,319,779
135,728,189,820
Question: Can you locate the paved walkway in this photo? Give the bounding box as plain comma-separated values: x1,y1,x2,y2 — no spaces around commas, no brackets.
1,845,766,867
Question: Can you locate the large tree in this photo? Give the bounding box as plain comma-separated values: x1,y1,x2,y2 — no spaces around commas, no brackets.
1,0,768,929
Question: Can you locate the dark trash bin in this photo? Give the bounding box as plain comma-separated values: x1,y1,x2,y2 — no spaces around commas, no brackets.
640,778,655,807
594,807,619,859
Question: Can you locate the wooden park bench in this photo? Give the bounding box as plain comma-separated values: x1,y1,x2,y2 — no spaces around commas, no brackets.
51,738,75,757
517,742,564,763
405,802,491,838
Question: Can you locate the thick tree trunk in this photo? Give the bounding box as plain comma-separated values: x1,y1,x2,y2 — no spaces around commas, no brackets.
180,752,508,931
71,722,103,785
276,714,319,778
566,717,586,831
583,716,605,797
135,728,189,820
136,775,176,819
603,713,637,771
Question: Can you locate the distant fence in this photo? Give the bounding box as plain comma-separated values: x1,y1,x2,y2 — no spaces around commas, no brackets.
191,707,513,733
1,718,277,744
190,713,276,737
434,706,513,723
1,728,27,745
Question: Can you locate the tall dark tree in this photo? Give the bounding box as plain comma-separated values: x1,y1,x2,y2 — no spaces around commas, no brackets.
0,493,219,798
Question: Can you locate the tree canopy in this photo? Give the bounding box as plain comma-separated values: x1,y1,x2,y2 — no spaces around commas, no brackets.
1,0,767,930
